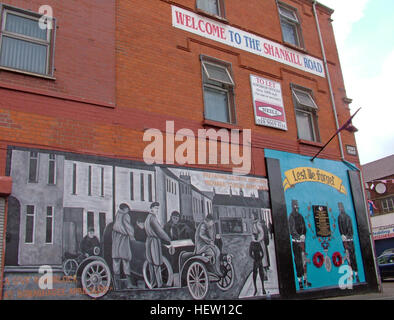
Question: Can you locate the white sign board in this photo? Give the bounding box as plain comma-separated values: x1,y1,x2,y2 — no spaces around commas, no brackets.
172,6,325,78
250,75,287,130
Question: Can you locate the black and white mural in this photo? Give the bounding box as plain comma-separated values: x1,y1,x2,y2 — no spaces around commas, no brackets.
3,147,279,300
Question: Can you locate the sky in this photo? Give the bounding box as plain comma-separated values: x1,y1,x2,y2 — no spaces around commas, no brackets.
317,0,394,165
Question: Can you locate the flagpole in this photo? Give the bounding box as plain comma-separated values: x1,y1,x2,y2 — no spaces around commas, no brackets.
310,131,340,162
310,107,361,162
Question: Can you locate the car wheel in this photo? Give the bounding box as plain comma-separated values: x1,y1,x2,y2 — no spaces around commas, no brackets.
187,261,209,300
81,260,111,298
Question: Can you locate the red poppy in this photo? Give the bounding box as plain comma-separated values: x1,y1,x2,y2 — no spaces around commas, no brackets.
313,252,324,268
332,252,342,267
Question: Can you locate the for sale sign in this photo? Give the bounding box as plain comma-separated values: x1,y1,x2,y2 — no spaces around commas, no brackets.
250,75,287,131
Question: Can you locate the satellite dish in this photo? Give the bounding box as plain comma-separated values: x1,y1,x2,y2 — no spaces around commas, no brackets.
375,183,387,194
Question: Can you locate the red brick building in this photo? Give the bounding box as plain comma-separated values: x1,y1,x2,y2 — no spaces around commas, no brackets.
0,0,378,300
362,155,394,256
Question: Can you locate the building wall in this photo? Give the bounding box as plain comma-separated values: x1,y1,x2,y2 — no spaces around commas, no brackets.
0,0,376,300
0,197,4,273
114,0,359,174
0,0,359,178
9,150,64,265
367,174,394,215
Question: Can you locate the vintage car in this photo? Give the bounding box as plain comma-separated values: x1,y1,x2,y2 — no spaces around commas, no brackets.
64,210,235,300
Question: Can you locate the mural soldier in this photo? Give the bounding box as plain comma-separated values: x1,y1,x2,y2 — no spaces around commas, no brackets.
80,227,100,257
145,202,173,288
338,202,360,282
195,214,223,277
249,233,266,296
112,203,136,289
288,200,311,289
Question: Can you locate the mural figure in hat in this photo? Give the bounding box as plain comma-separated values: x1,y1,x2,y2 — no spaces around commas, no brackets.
80,227,100,257
251,211,270,276
195,214,223,277
164,210,181,240
249,233,266,296
337,202,360,282
288,199,311,289
112,203,136,289
144,202,173,288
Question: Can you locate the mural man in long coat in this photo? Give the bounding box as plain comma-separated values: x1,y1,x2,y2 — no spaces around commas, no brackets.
288,199,311,289
112,203,136,289
251,212,270,274
338,202,360,283
145,202,172,288
112,203,135,289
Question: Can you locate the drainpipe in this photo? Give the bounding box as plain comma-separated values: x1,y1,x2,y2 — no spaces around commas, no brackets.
313,1,381,291
312,1,344,160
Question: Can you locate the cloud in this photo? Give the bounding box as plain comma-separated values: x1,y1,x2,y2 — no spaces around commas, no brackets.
351,50,394,163
317,1,393,164
318,0,369,50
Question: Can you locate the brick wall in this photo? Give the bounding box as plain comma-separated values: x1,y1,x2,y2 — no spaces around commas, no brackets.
0,0,360,178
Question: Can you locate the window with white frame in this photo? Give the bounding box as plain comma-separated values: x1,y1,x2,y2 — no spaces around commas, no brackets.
25,205,35,243
0,5,55,76
201,56,236,124
48,154,56,185
292,85,320,142
28,151,39,183
277,2,304,48
45,206,54,244
196,0,225,18
381,197,394,213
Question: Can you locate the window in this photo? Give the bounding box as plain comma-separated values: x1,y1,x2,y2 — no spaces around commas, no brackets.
45,206,54,244
87,211,94,232
278,2,304,48
28,151,39,183
48,154,56,185
100,167,104,197
72,163,77,195
196,0,225,18
292,85,320,142
130,172,134,200
88,166,92,196
141,173,145,201
201,56,236,124
381,197,394,213
0,6,55,76
25,205,35,243
148,174,153,202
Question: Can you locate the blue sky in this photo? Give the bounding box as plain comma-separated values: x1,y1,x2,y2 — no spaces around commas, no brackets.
318,0,394,164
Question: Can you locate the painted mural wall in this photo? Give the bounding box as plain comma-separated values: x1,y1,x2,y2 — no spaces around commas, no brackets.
3,147,279,300
265,149,366,292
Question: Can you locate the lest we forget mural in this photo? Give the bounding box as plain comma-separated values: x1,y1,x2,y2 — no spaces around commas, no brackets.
265,149,366,292
2,147,279,300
